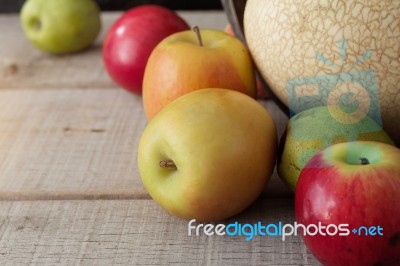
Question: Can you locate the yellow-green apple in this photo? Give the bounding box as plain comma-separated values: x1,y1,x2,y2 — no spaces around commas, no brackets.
102,5,189,94
224,23,269,99
278,105,394,192
20,0,101,54
138,88,277,221
142,27,256,120
295,141,400,266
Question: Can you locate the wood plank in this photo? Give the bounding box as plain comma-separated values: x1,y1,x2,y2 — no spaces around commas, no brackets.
0,89,290,200
0,89,146,199
0,11,310,265
0,198,319,265
0,11,228,90
0,13,115,89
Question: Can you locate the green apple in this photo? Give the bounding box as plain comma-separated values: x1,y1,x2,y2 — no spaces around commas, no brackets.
278,105,395,192
20,0,101,54
138,88,277,221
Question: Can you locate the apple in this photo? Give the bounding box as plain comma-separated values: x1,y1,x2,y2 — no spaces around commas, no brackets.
142,27,257,120
224,23,268,99
20,0,101,54
102,5,189,94
278,105,395,192
138,88,277,221
224,23,235,36
295,141,400,266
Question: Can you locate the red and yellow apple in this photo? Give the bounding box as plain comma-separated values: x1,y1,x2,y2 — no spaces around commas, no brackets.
295,141,400,266
142,28,256,120
224,23,268,99
102,5,189,94
138,88,277,221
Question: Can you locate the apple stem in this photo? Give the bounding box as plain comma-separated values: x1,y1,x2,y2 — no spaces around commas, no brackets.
360,157,370,165
192,26,203,47
159,160,177,170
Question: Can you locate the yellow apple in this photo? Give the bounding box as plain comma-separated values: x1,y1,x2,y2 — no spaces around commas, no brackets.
142,27,256,121
137,88,277,221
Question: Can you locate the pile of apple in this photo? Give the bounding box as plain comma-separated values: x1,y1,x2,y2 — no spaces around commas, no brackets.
20,1,400,265
20,0,276,220
101,6,278,222
278,106,400,265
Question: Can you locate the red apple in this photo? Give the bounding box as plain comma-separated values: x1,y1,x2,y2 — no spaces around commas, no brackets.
295,141,400,266
224,23,235,36
102,5,189,94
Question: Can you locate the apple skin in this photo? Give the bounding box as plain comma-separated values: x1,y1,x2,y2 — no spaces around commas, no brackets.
138,88,277,221
102,5,189,94
142,28,257,120
224,23,268,99
295,141,400,266
20,0,101,54
278,105,395,192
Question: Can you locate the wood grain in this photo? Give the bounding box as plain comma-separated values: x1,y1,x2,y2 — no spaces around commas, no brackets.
0,89,145,199
0,14,114,89
1,11,258,200
0,89,289,200
0,11,228,90
0,198,319,265
0,11,291,199
0,10,315,266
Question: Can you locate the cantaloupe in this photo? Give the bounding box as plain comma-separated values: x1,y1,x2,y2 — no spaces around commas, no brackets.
244,0,400,146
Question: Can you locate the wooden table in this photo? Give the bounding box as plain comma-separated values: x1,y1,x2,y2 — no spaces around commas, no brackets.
0,11,319,265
